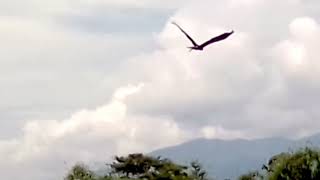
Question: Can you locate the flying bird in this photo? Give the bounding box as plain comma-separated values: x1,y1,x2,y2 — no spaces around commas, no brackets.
172,22,234,51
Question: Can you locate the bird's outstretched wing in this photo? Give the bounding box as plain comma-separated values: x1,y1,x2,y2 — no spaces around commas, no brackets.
172,22,198,47
199,30,234,49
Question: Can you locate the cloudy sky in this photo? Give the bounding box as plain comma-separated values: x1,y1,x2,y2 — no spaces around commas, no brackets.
1,0,320,179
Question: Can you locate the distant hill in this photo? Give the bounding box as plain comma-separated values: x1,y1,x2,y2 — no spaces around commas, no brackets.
150,134,320,179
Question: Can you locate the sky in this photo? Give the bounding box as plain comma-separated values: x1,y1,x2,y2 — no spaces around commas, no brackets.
1,0,320,179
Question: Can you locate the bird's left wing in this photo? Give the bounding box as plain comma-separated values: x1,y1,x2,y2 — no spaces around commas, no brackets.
172,22,198,47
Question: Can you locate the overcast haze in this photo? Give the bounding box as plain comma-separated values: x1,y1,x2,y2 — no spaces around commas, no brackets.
1,0,320,179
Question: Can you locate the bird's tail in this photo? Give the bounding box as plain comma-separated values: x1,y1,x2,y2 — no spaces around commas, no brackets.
187,47,193,52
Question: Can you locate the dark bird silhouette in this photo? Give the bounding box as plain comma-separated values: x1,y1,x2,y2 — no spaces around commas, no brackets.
172,22,234,51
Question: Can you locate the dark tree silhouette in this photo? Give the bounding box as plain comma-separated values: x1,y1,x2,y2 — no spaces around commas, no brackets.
110,153,190,179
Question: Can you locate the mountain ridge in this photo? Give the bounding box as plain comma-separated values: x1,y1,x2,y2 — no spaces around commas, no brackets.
150,133,320,179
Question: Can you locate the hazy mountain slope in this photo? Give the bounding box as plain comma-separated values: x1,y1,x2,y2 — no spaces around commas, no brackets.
150,134,320,179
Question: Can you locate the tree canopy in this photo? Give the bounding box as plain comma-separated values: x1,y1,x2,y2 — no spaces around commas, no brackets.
65,147,320,180
65,153,208,180
264,147,320,180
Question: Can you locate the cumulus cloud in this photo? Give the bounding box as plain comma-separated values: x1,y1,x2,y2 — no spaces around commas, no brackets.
0,84,191,180
70,0,190,9
122,0,320,139
201,126,245,140
0,0,188,19
2,0,320,179
0,11,155,138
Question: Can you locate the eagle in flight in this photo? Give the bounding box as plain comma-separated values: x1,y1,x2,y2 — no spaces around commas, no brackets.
172,22,234,51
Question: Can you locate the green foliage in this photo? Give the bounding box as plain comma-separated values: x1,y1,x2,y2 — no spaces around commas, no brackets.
65,153,209,180
238,147,320,180
238,171,263,180
66,147,320,180
110,153,207,180
265,147,320,180
65,164,96,180
189,161,208,180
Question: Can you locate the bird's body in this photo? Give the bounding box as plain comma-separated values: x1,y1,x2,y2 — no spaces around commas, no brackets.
172,22,234,51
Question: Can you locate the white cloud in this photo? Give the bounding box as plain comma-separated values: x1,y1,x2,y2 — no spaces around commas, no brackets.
289,17,319,40
72,0,190,9
2,0,320,179
122,0,320,139
0,0,188,18
114,84,144,100
0,14,154,137
201,126,246,140
0,84,190,180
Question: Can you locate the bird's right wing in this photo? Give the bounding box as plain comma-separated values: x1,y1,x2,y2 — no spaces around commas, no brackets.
199,30,234,49
172,22,198,47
